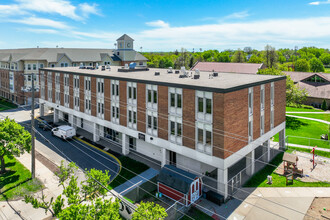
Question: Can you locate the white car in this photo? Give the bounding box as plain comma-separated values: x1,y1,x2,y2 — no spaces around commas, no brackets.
51,125,76,140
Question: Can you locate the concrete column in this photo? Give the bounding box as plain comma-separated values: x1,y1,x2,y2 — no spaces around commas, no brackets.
69,114,74,127
279,129,286,150
53,109,59,123
161,148,166,167
262,140,270,162
217,168,228,199
93,123,100,142
122,133,129,155
246,150,255,176
40,103,44,117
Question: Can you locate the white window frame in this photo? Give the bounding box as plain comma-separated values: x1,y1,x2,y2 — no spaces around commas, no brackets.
196,122,212,155
40,71,45,99
260,85,265,135
248,87,253,116
127,105,137,130
127,82,137,105
196,91,212,123
85,96,91,114
146,84,157,110
111,102,119,124
270,82,275,129
47,72,52,102
169,115,182,145
169,87,182,116
147,110,158,136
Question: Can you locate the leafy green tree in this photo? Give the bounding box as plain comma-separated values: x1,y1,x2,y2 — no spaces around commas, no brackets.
321,99,328,111
24,162,118,219
258,68,308,106
278,55,287,64
0,117,31,173
309,57,325,72
263,45,278,68
320,53,330,65
231,49,245,63
248,54,263,63
132,201,167,220
295,59,310,72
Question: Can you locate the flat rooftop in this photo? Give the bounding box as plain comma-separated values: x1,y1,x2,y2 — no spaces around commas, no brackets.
42,66,286,93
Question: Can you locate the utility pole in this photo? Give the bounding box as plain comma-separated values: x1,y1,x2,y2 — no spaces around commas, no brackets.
31,73,35,179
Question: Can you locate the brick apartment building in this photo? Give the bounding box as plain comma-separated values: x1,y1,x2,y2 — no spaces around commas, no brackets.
38,64,286,199
0,34,147,105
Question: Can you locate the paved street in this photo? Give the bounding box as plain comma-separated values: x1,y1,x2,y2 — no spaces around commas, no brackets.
1,107,120,180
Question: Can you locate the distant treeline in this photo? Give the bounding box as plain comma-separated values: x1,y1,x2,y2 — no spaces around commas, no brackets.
142,46,330,72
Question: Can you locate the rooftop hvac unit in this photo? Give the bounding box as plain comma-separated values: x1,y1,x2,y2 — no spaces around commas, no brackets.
213,72,218,77
96,63,99,69
125,63,129,69
193,74,200,79
106,64,111,69
79,63,84,69
195,69,200,76
175,70,180,74
101,66,105,71
167,67,173,74
129,62,136,69
154,71,160,76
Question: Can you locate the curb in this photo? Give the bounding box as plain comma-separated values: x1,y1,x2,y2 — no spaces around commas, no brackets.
73,136,122,181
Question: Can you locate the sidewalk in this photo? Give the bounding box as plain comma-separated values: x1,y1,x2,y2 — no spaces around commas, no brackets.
114,168,159,195
286,114,330,125
228,187,330,220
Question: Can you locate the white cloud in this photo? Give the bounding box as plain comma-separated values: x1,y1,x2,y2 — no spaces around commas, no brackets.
309,0,330,5
224,11,249,20
79,3,100,18
146,20,170,28
23,28,59,34
10,17,70,29
0,0,101,20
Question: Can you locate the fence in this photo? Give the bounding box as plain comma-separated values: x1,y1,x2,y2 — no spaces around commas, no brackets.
227,142,281,197
287,135,330,149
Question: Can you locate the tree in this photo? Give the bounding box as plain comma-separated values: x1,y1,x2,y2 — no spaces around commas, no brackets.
320,53,330,65
248,54,263,63
132,201,167,220
321,99,328,111
295,59,310,72
258,68,308,106
231,49,245,63
0,117,31,173
263,45,278,68
309,58,325,72
243,47,253,54
24,161,120,219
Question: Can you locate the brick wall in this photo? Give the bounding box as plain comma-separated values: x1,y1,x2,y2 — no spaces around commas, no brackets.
264,83,270,133
182,88,195,150
223,88,248,158
253,85,260,140
69,74,73,109
274,79,286,127
91,77,96,117
79,75,84,112
119,81,127,126
137,83,146,133
104,79,111,121
158,85,168,140
213,93,224,158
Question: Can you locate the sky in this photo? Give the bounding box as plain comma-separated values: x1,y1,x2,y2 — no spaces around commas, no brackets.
0,0,330,51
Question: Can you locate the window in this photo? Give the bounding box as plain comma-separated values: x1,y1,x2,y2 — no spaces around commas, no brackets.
33,64,37,70
97,101,104,118
146,84,157,109
97,78,104,94
260,114,264,135
248,87,253,116
85,96,91,114
127,106,137,129
248,120,253,142
74,75,79,89
169,88,182,114
260,85,265,111
196,122,212,155
169,115,182,144
27,64,31,70
196,91,212,122
40,63,44,69
127,82,137,100
146,110,158,136
270,82,274,107
111,103,119,123
111,80,119,98
85,77,91,91
51,64,55,68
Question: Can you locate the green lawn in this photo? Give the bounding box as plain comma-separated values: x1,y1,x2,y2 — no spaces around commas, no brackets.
274,116,330,149
0,100,17,111
109,156,149,189
244,152,330,187
287,113,330,122
325,68,330,73
287,146,330,158
286,106,324,112
0,156,43,201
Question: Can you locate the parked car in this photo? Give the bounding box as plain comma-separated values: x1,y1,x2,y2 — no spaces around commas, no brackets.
51,125,76,140
37,119,54,131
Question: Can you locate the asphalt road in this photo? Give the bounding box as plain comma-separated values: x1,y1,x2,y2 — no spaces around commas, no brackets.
2,106,120,181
